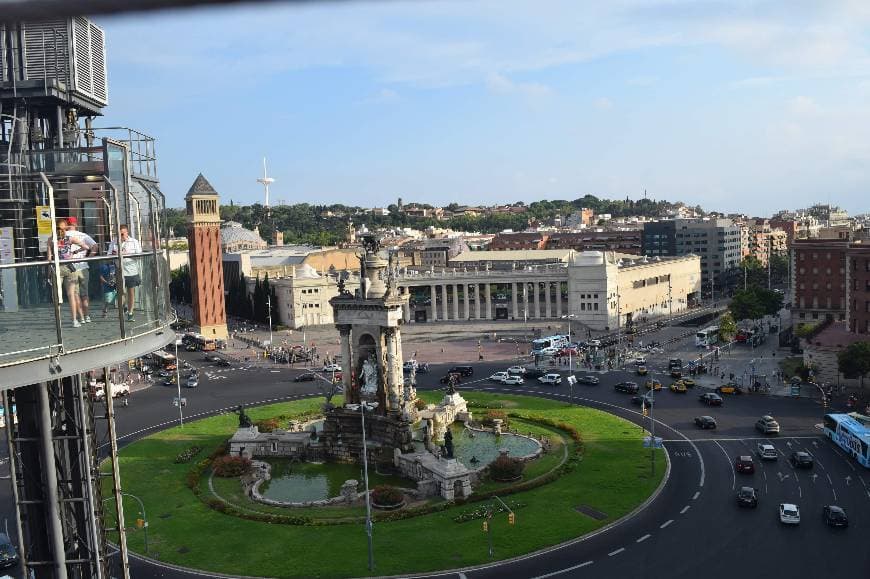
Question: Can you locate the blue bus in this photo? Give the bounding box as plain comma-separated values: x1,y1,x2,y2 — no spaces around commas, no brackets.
822,413,870,468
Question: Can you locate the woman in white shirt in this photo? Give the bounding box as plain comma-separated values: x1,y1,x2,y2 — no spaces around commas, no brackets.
108,224,142,322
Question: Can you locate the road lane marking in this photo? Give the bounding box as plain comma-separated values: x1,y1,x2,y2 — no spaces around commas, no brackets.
608,548,625,557
636,534,651,543
680,505,690,514
692,491,700,500
660,519,673,529
714,440,735,490
531,561,593,578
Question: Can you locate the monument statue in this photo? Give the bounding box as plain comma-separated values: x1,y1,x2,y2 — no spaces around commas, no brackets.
361,233,380,255
445,376,457,396
361,356,378,394
443,428,454,459
236,404,252,428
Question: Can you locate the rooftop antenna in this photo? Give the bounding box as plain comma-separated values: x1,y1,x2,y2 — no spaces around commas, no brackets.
257,157,275,215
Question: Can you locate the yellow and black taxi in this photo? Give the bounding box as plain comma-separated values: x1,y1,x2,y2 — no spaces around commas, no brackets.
669,381,687,393
636,365,649,376
680,377,695,388
645,379,662,391
717,383,744,395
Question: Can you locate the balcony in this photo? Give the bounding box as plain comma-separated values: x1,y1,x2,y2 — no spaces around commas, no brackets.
0,142,173,389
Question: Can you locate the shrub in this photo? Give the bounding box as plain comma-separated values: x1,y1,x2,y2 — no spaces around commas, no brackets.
481,410,508,428
254,418,280,433
174,446,202,464
488,454,524,482
414,399,427,410
212,455,252,477
370,485,404,506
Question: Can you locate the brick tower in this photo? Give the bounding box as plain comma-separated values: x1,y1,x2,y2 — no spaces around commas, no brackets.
186,174,228,340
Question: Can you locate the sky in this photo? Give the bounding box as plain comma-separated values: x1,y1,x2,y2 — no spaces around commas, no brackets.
98,0,870,214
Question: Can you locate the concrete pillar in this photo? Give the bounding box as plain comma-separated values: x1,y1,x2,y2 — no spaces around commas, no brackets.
441,284,449,320
384,328,400,412
485,283,493,319
464,283,470,319
452,285,459,320
474,284,482,319
523,282,530,319
430,285,437,322
511,282,519,319
555,282,563,317
533,282,540,319
545,282,552,318
401,288,411,322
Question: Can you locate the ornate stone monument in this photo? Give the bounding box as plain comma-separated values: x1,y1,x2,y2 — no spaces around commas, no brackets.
320,236,419,463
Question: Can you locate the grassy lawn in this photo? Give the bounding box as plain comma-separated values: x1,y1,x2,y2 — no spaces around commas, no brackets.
109,392,663,578
779,356,805,380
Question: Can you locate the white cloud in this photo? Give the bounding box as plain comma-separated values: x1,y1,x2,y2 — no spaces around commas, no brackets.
485,73,552,98
359,88,401,105
593,97,614,110
788,95,821,115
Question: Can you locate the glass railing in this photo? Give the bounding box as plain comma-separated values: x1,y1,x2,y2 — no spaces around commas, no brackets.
0,252,172,366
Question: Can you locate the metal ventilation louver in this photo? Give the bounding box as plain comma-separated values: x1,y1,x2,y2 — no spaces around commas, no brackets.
23,19,71,87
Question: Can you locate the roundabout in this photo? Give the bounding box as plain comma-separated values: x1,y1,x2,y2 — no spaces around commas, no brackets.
104,391,665,578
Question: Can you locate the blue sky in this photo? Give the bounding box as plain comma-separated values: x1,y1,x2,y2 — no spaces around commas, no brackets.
98,0,870,214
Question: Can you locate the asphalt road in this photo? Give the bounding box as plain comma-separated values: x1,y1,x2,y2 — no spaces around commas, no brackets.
1,350,868,579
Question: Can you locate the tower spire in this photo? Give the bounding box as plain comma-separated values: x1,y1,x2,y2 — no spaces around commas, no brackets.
256,157,275,212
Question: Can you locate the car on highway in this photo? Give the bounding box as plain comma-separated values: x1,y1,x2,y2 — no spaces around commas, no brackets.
645,379,662,391
634,357,647,366
631,393,655,407
736,486,758,508
185,344,198,352
489,371,509,383
538,373,562,385
185,378,198,388
163,378,175,387
502,375,524,385
694,416,717,429
779,503,800,525
756,443,778,460
755,415,781,435
524,368,548,379
669,381,687,393
680,378,695,387
293,373,316,382
322,363,341,373
578,375,600,385
216,359,232,368
699,392,723,406
158,370,171,378
670,369,683,379
0,532,20,570
507,366,527,376
735,455,755,474
822,505,848,528
636,365,648,376
717,384,744,395
205,354,221,363
789,451,814,469
439,372,462,384
449,366,474,377
614,381,639,394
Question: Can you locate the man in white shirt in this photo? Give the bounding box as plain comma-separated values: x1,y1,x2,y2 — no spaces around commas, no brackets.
108,224,142,322
66,217,97,323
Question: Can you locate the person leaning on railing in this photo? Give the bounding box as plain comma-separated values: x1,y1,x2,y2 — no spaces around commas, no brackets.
48,217,98,328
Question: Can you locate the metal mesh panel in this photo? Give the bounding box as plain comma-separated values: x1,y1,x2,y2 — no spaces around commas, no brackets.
22,20,70,86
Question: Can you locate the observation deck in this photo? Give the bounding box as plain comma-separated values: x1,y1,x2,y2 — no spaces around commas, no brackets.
0,128,173,390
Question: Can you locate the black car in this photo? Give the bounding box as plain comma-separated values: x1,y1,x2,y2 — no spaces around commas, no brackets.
294,373,316,382
736,486,758,508
822,505,848,528
0,532,18,569
524,368,548,379
449,366,474,377
789,451,814,469
699,392,723,406
694,416,717,429
614,381,639,394
216,359,232,367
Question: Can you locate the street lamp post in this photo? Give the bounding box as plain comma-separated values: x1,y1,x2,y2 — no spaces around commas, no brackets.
267,293,273,347
174,339,183,427
104,492,149,554
352,401,378,572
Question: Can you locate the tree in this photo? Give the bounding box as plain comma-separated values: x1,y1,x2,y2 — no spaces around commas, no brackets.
729,287,782,322
718,312,737,342
837,341,870,388
169,265,192,304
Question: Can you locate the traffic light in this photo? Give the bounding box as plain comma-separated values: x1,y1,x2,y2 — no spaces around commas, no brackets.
482,521,489,532
508,512,515,525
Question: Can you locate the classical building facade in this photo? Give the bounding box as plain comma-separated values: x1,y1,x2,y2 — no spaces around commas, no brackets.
186,174,229,339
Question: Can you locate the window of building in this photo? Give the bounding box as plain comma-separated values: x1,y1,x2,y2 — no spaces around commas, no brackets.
271,441,278,453
593,303,599,310
812,267,818,274
581,303,586,311
812,312,819,319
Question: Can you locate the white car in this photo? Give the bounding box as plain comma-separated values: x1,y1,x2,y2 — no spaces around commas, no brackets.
322,364,341,373
502,375,524,385
489,371,509,383
586,339,601,348
507,366,527,375
756,443,778,460
779,503,800,525
538,373,562,385
634,357,647,366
